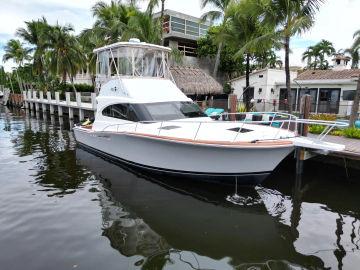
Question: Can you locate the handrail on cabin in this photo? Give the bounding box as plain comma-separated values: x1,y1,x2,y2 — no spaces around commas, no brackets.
99,112,348,142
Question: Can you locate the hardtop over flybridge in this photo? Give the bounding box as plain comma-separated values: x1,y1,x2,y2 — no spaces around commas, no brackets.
73,39,347,185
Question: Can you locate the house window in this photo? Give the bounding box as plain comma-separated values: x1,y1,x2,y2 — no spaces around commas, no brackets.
343,90,356,101
171,17,185,34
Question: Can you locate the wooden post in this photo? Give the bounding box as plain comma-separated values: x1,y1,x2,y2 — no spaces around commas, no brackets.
229,94,237,121
296,94,312,176
299,94,311,136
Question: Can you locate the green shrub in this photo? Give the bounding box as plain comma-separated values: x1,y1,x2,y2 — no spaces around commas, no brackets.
74,83,94,92
310,113,337,121
343,128,360,139
309,125,325,134
237,102,247,113
309,114,338,135
330,130,344,136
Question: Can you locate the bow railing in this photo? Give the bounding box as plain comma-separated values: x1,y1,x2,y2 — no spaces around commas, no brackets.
99,112,348,143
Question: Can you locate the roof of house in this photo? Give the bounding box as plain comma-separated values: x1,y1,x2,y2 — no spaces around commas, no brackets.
296,69,360,81
170,66,223,95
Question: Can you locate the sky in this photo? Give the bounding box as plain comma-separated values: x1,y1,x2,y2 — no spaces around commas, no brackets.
0,0,359,72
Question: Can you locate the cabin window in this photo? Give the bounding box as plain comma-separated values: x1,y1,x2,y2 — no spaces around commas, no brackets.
102,104,140,121
343,90,355,101
141,102,206,121
102,102,206,122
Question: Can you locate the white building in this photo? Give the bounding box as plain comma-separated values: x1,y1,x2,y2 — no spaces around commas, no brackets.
229,68,298,111
229,56,360,116
67,69,93,86
276,55,360,116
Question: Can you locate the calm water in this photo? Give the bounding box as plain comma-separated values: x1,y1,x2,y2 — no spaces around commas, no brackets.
1,106,360,270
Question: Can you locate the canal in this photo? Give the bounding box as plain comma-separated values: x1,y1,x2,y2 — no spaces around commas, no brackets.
1,106,360,270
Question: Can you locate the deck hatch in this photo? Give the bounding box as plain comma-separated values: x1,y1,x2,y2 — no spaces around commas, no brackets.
227,127,253,133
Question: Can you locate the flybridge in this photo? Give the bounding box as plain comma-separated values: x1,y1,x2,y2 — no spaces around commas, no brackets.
94,39,173,89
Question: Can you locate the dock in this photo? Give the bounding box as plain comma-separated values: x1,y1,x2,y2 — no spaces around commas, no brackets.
309,134,360,160
21,90,96,120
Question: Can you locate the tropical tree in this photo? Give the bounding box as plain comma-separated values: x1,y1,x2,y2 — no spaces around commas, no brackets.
122,11,161,44
147,0,166,42
349,30,360,69
349,29,360,127
2,39,31,91
254,49,282,69
200,0,232,77
316,39,335,69
91,0,137,44
16,17,50,79
197,26,245,79
0,66,7,86
223,0,273,109
302,45,316,68
78,29,105,87
46,23,84,90
250,0,324,113
302,39,335,70
2,39,31,66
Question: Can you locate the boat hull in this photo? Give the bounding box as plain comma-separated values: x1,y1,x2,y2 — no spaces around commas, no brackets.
74,128,294,185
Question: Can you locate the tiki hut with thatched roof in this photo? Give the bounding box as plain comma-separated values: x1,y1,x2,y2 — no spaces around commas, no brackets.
170,66,223,97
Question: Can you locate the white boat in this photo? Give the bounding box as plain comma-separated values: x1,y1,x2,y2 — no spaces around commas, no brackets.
73,39,346,185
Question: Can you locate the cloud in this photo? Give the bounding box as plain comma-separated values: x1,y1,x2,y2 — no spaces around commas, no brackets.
1,0,359,71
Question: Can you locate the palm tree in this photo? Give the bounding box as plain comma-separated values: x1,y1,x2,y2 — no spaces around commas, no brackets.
316,39,335,69
200,0,232,77
254,0,324,113
2,39,31,91
349,29,360,127
78,29,105,87
91,0,137,44
46,23,84,90
349,30,360,69
16,17,50,79
303,40,335,70
302,46,316,69
223,0,272,110
2,39,31,66
122,11,161,44
147,0,166,42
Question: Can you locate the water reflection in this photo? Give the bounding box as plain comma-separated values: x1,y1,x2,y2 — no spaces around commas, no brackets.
1,106,360,269
8,109,89,196
76,148,327,269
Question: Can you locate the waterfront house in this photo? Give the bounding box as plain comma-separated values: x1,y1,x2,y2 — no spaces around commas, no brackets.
229,68,298,112
154,9,210,59
230,54,360,116
276,55,360,116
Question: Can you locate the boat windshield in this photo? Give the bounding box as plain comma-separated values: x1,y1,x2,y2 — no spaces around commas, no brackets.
97,47,170,79
140,102,207,121
102,102,207,122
